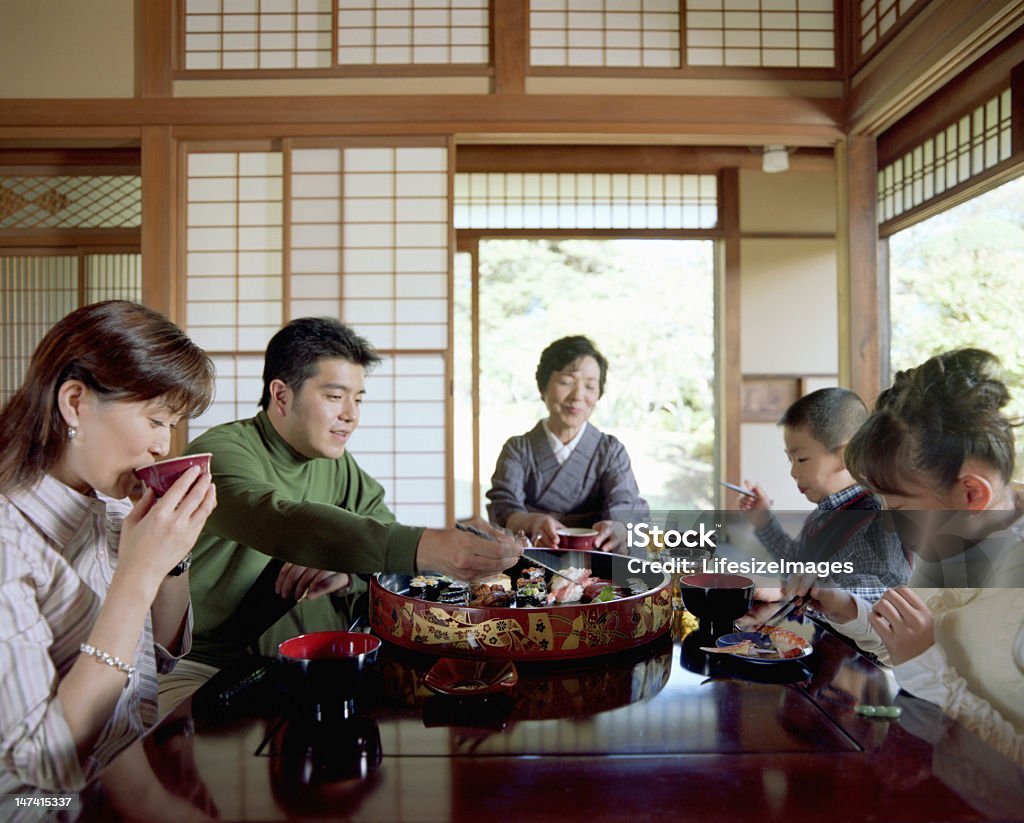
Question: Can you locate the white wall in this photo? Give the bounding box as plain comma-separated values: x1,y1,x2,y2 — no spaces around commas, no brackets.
0,0,135,98
737,168,839,513
739,237,838,374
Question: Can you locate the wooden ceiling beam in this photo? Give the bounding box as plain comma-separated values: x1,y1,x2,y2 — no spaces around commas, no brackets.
456,144,834,173
0,147,140,172
0,94,843,142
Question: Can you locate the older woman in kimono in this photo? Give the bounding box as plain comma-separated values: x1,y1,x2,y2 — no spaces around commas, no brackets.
486,336,648,552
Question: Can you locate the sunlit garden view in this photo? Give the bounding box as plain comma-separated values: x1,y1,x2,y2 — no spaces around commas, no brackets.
889,175,1024,468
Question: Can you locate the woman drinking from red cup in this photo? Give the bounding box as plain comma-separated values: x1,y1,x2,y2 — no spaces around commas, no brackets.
0,300,217,794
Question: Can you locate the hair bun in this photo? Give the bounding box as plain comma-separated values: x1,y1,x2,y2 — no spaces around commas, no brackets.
849,348,1017,492
899,348,1010,431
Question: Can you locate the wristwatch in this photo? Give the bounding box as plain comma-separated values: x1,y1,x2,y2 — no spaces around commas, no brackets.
168,552,193,577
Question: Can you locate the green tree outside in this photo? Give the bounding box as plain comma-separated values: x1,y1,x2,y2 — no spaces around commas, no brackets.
889,176,1024,471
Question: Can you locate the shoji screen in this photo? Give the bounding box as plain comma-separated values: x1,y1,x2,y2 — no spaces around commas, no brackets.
0,254,141,407
877,89,1013,226
0,256,77,406
185,142,450,527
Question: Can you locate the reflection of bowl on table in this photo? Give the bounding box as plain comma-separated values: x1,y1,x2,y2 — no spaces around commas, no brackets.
277,631,381,718
270,715,383,816
556,528,599,549
278,715,382,784
678,573,754,638
380,635,672,719
371,550,671,661
425,658,518,695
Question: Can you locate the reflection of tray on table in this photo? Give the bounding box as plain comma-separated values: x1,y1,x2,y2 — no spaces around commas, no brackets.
380,635,673,720
370,550,672,661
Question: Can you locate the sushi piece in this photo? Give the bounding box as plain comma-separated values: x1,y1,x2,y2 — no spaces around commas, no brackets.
409,575,444,601
546,567,595,604
439,581,470,605
473,572,512,592
582,580,619,602
468,588,514,608
520,566,545,583
516,580,546,607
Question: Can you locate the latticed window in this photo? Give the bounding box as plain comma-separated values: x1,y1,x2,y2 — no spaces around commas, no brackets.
0,176,141,228
0,167,142,406
182,0,490,70
685,0,834,68
857,0,926,61
179,1,842,75
0,254,142,406
530,0,681,68
454,172,718,230
878,89,1013,226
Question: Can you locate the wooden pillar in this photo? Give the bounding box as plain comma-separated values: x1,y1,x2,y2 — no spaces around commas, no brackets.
719,168,741,498
140,126,185,449
139,0,173,98
141,126,178,319
836,136,882,406
492,0,527,95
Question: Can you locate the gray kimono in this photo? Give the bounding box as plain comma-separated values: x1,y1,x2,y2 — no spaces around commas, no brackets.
486,422,649,528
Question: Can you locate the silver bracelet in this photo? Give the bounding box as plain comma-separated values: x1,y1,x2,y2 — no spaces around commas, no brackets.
79,643,136,677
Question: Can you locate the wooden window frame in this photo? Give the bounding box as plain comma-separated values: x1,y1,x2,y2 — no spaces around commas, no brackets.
875,40,1024,236
173,0,495,80
847,0,930,73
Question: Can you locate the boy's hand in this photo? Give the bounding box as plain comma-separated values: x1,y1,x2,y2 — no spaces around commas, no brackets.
752,586,784,603
782,572,820,600
868,587,935,665
737,480,772,529
806,585,858,624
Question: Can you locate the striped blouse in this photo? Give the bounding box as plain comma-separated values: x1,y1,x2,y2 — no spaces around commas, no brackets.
0,474,192,793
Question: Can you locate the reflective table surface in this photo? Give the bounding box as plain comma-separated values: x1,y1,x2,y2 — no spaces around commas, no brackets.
80,618,1024,822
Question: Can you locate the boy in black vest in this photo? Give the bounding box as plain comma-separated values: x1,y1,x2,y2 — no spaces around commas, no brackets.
736,388,910,602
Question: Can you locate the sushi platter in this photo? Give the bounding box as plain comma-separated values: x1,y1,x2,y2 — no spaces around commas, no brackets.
370,549,672,661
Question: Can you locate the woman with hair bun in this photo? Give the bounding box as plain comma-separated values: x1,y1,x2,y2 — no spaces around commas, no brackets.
801,348,1024,764
0,301,218,794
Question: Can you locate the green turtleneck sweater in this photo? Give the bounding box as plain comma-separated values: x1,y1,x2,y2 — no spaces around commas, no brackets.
184,411,423,667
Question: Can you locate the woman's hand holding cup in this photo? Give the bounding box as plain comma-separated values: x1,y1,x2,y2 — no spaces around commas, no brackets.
118,466,217,592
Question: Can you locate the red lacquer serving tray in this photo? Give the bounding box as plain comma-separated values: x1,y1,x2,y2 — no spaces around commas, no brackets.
370,549,672,661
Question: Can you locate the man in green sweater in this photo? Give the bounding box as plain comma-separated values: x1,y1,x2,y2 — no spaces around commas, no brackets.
158,318,519,708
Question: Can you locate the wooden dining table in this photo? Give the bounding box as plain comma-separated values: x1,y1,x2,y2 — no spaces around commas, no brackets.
78,609,1023,822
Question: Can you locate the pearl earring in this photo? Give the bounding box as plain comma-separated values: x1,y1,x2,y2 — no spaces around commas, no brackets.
68,426,77,440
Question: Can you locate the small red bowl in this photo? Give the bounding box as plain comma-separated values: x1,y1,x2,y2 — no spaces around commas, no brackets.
279,631,381,663
278,631,382,714
133,452,212,497
556,528,599,550
679,573,755,637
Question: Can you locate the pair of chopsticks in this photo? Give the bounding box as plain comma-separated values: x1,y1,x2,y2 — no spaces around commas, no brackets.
519,551,579,586
455,522,577,586
749,596,804,635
